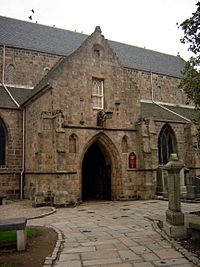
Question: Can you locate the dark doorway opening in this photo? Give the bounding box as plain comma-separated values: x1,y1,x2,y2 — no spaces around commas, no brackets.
82,143,111,200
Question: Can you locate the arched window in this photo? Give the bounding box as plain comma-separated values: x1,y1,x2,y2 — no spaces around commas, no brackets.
155,86,162,102
158,124,176,164
0,120,6,166
7,64,15,83
121,136,128,153
176,89,185,105
69,134,77,153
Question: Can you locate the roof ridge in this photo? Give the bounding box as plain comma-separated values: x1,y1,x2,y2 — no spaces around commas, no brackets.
0,15,88,36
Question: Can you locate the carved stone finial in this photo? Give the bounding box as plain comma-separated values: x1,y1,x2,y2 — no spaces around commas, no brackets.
95,26,102,33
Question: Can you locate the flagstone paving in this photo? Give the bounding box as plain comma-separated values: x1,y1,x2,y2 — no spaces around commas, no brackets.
28,200,199,266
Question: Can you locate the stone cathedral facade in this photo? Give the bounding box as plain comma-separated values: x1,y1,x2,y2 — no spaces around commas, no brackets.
0,16,199,205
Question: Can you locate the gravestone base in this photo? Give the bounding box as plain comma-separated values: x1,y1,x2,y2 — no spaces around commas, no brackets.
163,220,187,238
166,209,184,226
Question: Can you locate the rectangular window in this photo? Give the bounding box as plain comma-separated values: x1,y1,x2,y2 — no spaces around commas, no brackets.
92,78,104,109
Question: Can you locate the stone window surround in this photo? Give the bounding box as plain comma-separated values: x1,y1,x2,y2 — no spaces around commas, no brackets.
7,63,15,83
92,77,104,110
158,124,177,164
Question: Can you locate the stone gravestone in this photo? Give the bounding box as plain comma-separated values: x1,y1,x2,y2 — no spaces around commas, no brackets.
163,153,187,238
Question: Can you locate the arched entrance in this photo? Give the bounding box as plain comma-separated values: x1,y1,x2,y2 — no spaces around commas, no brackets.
82,142,111,200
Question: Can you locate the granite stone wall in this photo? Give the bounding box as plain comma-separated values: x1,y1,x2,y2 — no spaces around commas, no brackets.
0,30,198,201
0,108,23,198
0,46,60,87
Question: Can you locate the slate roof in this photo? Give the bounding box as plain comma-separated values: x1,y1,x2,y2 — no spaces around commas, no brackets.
9,87,33,105
110,42,184,77
141,102,198,123
0,15,185,77
0,86,16,108
0,86,32,108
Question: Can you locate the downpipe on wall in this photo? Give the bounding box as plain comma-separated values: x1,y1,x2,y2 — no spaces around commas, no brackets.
20,109,25,200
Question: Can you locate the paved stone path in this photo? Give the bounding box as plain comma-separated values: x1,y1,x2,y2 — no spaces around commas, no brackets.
28,200,199,267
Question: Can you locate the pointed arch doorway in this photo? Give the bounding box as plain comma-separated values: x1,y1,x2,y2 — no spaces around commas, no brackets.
82,142,111,201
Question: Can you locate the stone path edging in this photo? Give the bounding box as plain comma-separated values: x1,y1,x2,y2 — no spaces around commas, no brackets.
148,216,200,267
27,207,64,267
27,207,57,220
43,226,64,267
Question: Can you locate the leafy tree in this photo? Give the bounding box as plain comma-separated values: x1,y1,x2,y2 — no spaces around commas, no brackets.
179,61,200,107
179,1,200,108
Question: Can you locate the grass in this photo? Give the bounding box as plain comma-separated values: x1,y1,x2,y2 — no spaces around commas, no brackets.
0,227,41,244
0,263,15,267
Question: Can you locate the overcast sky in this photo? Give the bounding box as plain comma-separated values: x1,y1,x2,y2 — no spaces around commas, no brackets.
0,0,197,60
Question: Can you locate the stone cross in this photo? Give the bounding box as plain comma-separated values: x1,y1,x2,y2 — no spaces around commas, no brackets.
163,153,187,238
164,153,184,226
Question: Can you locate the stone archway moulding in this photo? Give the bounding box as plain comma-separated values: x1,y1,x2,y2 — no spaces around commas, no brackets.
80,132,122,200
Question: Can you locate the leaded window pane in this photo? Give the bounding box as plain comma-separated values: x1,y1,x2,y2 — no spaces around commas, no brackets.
7,64,15,82
158,124,176,164
92,78,104,109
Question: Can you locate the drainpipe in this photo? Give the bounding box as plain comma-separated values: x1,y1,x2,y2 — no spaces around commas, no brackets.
150,71,191,123
2,45,20,108
20,108,25,200
2,45,25,199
